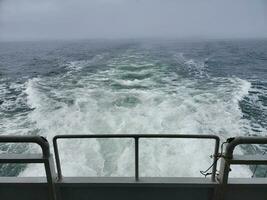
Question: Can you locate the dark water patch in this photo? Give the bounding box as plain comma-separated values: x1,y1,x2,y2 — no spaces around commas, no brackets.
111,82,149,90
113,96,141,108
0,143,29,176
119,72,152,80
240,81,267,132
117,64,155,72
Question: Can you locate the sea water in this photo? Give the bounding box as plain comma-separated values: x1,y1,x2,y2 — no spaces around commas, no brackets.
0,39,266,177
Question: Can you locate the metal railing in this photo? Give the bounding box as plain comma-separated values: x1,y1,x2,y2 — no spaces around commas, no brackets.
53,134,220,181
1,135,267,200
0,136,57,200
215,136,267,200
218,136,267,184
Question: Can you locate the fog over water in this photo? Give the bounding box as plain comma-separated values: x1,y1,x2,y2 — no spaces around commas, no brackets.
0,0,267,41
0,0,267,179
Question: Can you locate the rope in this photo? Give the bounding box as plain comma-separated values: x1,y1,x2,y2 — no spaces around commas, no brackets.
200,141,228,177
201,137,267,179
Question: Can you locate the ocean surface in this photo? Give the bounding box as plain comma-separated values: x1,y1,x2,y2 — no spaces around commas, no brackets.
0,39,266,177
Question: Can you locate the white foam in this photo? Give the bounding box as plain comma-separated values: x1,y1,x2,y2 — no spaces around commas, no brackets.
20,69,253,177
16,50,255,177
0,81,32,137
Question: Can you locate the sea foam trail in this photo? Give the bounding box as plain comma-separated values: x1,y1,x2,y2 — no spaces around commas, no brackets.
19,53,252,178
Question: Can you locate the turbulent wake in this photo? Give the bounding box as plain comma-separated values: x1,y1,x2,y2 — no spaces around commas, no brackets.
0,40,266,177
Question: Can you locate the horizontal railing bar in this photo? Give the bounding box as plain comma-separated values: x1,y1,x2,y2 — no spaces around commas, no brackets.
230,155,267,165
0,136,50,157
0,153,45,163
54,134,220,139
225,136,267,159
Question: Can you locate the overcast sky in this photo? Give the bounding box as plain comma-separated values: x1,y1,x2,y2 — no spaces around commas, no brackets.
0,0,267,41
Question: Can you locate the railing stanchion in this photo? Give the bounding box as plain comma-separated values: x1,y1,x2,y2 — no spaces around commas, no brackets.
135,137,139,181
211,137,220,182
53,137,63,181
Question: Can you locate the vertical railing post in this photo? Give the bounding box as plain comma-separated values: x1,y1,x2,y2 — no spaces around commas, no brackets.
44,156,57,200
42,137,58,200
53,137,63,181
134,137,139,181
211,137,220,182
213,156,230,200
218,158,231,185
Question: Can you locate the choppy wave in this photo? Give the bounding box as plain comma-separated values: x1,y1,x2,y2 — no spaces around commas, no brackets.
1,40,266,178
19,53,252,177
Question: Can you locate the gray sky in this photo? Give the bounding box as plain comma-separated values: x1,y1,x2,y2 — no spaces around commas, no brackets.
0,0,267,41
